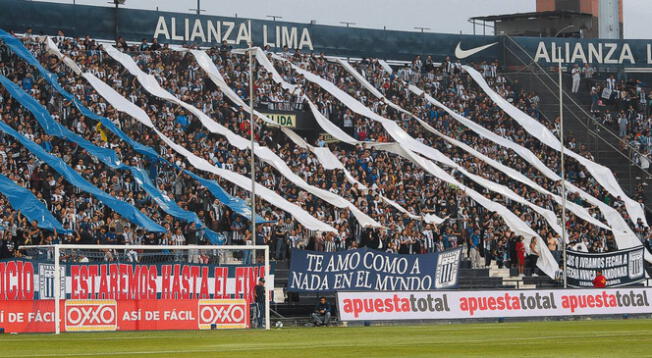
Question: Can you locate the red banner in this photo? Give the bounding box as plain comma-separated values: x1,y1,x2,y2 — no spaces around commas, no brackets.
0,259,272,301
0,298,250,333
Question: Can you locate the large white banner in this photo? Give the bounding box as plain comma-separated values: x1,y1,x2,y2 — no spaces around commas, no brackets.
336,288,652,321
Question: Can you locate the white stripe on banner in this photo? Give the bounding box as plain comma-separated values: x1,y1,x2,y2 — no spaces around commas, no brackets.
86,71,334,232
406,86,608,230
255,50,559,277
337,58,582,227
252,51,450,224
333,58,615,248
186,49,383,221
408,86,651,261
378,59,393,75
244,48,446,224
331,57,651,264
409,66,650,261
44,39,335,232
102,44,379,229
333,58,569,240
463,65,647,228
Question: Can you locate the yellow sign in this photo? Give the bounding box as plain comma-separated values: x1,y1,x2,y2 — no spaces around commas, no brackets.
262,113,297,128
320,133,340,144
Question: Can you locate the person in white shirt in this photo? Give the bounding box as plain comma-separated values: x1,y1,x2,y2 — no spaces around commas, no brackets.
582,64,594,91
171,227,186,261
618,112,628,138
571,64,581,93
606,74,616,92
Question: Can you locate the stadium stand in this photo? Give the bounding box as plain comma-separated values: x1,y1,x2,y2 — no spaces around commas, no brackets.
0,29,650,297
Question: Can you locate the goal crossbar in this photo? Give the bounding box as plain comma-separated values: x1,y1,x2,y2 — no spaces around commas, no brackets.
20,244,271,250
19,244,271,333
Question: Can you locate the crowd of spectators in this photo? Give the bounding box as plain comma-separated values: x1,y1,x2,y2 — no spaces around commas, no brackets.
267,50,651,257
586,69,652,169
0,30,650,278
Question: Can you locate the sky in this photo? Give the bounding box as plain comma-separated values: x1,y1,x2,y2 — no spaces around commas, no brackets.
36,0,652,39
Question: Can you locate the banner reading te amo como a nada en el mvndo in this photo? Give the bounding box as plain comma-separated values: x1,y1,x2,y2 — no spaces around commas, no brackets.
566,246,645,288
336,288,652,321
287,248,462,292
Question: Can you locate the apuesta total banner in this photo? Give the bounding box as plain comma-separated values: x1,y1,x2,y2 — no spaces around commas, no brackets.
566,247,645,288
336,288,652,321
287,248,462,292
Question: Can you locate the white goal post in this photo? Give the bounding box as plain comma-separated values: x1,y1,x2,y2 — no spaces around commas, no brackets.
19,244,271,333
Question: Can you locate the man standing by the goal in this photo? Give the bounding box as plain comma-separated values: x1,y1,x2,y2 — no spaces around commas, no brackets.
254,278,265,328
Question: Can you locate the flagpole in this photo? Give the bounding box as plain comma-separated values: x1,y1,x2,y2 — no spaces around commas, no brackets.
248,42,256,243
559,48,568,288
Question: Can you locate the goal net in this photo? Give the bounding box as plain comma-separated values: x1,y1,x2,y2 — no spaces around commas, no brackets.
9,244,271,333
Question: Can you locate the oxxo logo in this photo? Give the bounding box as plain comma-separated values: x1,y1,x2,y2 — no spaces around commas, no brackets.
197,299,249,329
64,300,118,332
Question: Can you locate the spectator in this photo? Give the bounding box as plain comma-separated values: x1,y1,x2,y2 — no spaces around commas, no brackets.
469,228,482,268
527,238,539,276
253,277,265,328
515,236,526,276
592,270,607,288
547,232,560,263
618,112,628,138
571,64,581,94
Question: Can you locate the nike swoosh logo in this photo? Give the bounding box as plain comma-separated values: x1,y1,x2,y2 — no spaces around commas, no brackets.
455,42,498,59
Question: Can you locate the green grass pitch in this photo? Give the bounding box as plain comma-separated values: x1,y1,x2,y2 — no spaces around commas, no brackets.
1,319,651,357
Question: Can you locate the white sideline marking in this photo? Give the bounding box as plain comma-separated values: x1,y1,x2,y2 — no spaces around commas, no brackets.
3,331,647,357
0,324,522,342
5,350,219,357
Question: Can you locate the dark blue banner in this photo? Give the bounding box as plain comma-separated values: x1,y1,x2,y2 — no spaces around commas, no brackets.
513,37,652,68
0,0,499,61
566,246,645,288
288,248,462,292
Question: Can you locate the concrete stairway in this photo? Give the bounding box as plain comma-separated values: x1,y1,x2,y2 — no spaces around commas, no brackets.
487,262,537,290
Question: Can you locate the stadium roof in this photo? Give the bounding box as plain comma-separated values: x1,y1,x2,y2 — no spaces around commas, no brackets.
470,10,592,23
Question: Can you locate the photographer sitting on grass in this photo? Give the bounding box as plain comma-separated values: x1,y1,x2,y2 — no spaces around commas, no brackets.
312,297,332,327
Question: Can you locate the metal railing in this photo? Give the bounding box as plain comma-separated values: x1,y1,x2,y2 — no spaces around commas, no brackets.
257,101,306,112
